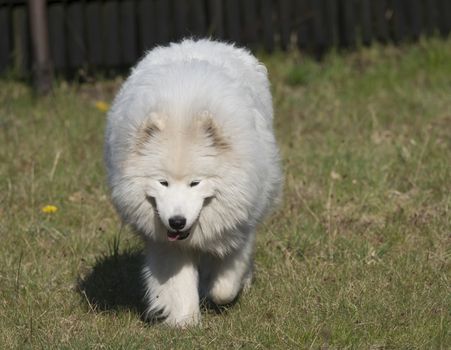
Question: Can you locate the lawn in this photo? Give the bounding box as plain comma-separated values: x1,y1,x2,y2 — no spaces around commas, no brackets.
0,38,450,349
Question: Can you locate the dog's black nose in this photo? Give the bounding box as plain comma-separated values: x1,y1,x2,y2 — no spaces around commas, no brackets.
169,216,186,230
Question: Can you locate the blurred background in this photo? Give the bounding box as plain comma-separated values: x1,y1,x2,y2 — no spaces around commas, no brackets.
1,0,450,86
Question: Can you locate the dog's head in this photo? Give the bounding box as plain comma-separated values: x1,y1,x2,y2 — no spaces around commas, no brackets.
129,111,230,242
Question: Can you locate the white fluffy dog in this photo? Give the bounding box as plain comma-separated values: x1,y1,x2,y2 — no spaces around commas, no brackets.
105,39,282,327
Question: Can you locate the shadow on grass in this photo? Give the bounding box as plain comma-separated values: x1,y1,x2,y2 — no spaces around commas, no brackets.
76,249,146,317
76,248,241,323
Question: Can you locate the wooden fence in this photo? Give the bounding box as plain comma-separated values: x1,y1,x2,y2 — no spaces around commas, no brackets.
1,0,450,76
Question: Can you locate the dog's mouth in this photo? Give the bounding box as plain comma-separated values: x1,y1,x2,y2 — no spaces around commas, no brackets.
167,230,190,241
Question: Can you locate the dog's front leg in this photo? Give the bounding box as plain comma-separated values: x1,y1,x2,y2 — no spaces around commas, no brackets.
201,231,256,305
142,243,200,327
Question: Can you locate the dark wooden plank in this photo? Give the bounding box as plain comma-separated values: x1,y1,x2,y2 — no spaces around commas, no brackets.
138,0,157,52
66,1,85,69
295,0,313,51
311,0,326,56
424,0,439,36
0,5,11,72
438,0,451,37
29,0,53,94
324,0,338,48
155,0,170,44
277,0,291,50
173,0,189,39
392,0,407,43
12,5,29,76
189,0,206,37
407,0,422,40
261,0,274,52
48,3,65,71
103,1,120,67
120,0,137,65
0,0,27,5
445,0,451,36
338,0,356,48
225,0,241,43
242,0,258,47
174,0,205,39
360,0,372,45
85,1,102,66
373,0,389,42
207,0,224,39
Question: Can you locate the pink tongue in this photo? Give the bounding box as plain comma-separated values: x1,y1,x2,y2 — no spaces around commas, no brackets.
168,232,180,241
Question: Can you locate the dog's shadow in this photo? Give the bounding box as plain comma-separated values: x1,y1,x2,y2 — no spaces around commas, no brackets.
76,250,147,316
76,249,235,321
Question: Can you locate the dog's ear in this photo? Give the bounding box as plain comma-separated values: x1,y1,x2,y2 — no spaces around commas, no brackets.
145,112,166,136
196,110,230,151
135,112,166,149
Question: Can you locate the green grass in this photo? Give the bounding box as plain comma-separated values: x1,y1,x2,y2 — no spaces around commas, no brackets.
1,38,450,349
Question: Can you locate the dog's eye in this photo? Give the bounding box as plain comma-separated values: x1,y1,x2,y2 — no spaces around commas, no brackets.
190,180,200,187
159,180,169,187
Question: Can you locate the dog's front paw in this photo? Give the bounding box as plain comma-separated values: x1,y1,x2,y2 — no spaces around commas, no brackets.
145,296,200,328
143,285,202,328
208,276,241,305
164,307,201,328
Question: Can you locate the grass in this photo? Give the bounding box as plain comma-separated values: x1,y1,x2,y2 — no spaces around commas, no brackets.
0,38,450,349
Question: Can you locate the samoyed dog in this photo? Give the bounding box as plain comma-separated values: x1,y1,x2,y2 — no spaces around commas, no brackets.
105,39,282,327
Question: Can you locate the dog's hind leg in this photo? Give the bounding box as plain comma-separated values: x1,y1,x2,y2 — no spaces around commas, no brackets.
142,243,200,327
201,230,256,305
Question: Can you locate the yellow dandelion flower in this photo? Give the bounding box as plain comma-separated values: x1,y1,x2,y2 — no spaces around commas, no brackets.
42,205,58,214
95,101,109,113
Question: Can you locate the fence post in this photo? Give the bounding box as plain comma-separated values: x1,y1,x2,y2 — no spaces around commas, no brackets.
29,0,52,94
